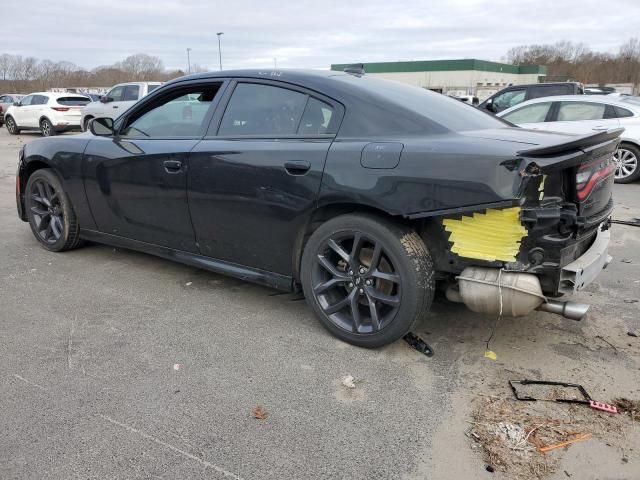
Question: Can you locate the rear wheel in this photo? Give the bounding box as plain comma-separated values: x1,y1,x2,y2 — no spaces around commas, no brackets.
5,116,20,135
40,118,56,137
613,144,640,183
25,169,82,252
301,214,434,348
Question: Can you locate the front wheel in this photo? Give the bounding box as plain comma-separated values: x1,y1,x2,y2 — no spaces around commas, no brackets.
5,116,20,135
25,169,82,252
301,214,434,348
613,144,640,184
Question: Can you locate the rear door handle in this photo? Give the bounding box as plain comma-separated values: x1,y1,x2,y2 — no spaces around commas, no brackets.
113,105,119,109
284,160,311,175
163,160,182,173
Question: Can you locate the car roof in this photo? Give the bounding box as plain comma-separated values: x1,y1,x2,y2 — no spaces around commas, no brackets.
498,94,640,116
113,81,162,86
21,91,90,98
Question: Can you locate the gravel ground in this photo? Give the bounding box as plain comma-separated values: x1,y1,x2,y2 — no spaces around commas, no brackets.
0,128,639,479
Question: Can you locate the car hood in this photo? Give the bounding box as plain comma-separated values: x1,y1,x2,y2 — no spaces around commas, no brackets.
462,127,577,147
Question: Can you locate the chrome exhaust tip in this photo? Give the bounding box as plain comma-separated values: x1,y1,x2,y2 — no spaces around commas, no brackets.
537,299,589,321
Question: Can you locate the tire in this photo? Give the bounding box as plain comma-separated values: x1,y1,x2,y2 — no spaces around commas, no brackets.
5,116,20,135
40,118,56,137
613,144,640,184
301,213,434,348
25,168,82,252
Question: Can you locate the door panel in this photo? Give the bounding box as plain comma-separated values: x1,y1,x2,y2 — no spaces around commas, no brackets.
83,137,199,251
188,138,331,274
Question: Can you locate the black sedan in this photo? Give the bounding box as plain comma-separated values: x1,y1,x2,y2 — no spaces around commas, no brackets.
16,69,619,347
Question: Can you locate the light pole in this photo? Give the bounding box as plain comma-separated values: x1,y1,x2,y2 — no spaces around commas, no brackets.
216,32,224,71
186,48,192,74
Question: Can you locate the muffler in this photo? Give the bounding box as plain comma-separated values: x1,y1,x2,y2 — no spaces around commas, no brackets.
446,267,589,321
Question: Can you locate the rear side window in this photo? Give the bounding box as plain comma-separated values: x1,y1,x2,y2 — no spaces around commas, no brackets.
218,83,308,136
502,102,552,124
57,96,90,106
123,85,140,101
557,102,605,121
614,106,634,118
298,97,333,134
529,84,572,99
32,95,49,105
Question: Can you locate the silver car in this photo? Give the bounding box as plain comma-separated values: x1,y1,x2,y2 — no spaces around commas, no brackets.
498,94,640,183
0,94,24,126
80,82,161,131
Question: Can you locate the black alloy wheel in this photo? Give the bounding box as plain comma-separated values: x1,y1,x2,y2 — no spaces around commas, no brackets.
25,169,82,252
301,214,434,348
312,232,401,334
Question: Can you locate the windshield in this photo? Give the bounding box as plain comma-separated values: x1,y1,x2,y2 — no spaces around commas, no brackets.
57,96,91,106
334,75,509,132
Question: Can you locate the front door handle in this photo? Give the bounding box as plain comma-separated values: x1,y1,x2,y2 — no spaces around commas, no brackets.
113,105,119,109
284,160,311,175
592,126,608,131
163,160,182,173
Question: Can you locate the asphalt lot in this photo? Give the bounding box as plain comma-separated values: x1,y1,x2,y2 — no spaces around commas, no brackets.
0,128,639,480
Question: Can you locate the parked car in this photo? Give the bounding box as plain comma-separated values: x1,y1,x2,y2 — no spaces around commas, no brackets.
478,82,584,114
15,70,618,348
82,93,103,102
498,95,640,183
80,82,162,131
0,94,24,126
4,92,91,136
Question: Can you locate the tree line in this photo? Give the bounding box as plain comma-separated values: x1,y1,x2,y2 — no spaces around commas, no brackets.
505,38,640,85
0,53,203,92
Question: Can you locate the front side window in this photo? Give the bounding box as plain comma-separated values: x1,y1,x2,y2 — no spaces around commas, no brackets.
493,89,526,110
121,85,220,138
19,95,34,106
502,102,552,124
123,85,140,101
557,102,605,121
218,83,308,136
107,86,125,102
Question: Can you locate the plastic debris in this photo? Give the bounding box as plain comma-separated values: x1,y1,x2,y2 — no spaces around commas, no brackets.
341,375,356,389
628,331,638,338
185,282,192,286
538,433,592,453
589,400,618,414
403,332,434,356
173,364,182,371
484,350,497,360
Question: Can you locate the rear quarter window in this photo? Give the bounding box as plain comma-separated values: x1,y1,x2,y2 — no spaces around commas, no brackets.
614,106,634,118
57,97,91,106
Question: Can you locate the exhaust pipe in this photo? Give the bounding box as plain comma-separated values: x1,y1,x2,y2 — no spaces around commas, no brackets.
446,267,589,321
537,299,589,321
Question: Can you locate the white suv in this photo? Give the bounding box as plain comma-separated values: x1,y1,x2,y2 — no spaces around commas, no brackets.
3,92,91,136
81,82,162,131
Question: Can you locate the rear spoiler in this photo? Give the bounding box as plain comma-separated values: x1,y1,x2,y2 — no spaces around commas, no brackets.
518,128,623,173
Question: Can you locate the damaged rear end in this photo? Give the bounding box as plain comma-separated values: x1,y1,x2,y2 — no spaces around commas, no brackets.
439,128,621,320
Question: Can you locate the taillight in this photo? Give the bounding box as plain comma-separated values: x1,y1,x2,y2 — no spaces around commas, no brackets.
51,107,70,112
576,157,615,200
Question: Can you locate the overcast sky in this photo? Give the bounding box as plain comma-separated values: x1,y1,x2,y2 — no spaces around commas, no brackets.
4,0,640,71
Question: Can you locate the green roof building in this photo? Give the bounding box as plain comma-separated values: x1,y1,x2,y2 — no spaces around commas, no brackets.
330,59,547,100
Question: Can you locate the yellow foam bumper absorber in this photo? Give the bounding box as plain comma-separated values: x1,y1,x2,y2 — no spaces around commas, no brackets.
442,207,527,262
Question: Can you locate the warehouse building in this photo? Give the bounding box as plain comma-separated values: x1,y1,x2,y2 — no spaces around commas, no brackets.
330,59,547,101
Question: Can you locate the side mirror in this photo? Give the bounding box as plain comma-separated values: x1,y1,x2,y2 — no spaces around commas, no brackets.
13,101,21,107
89,117,115,136
485,101,496,113
100,96,113,103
